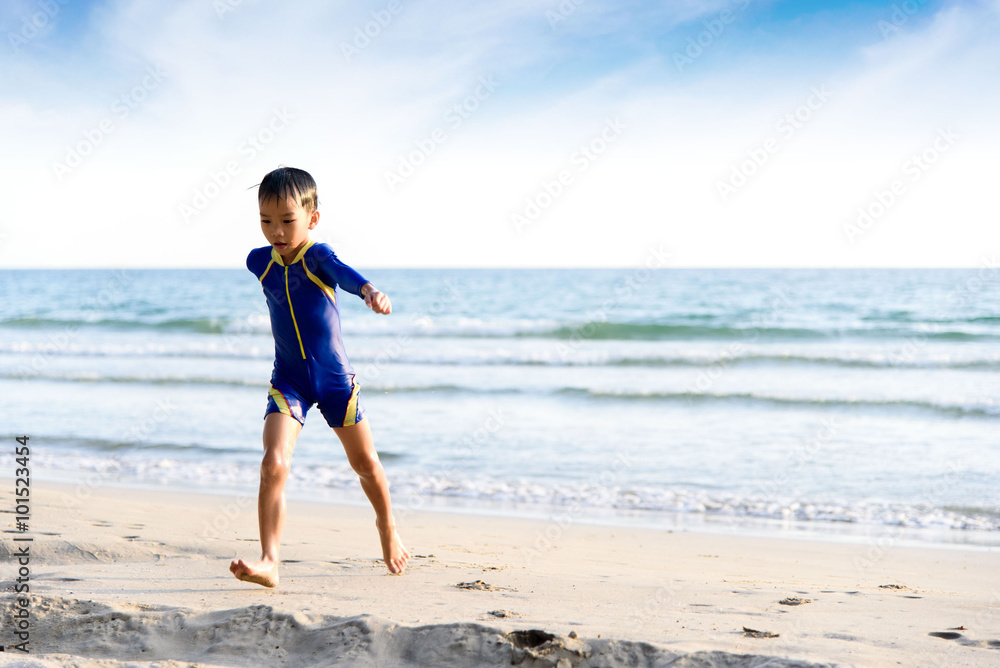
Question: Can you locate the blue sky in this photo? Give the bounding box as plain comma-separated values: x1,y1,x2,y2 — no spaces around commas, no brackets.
1,0,997,267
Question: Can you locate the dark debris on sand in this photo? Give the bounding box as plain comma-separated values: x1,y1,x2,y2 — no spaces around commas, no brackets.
486,609,518,618
455,579,514,592
743,626,780,638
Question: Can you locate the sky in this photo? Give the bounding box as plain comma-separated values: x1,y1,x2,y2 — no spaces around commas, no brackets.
1,0,998,268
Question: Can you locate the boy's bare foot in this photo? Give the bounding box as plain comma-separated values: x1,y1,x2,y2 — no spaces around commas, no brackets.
229,557,279,588
376,517,410,574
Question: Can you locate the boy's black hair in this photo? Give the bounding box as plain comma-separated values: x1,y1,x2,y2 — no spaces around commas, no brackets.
257,166,319,212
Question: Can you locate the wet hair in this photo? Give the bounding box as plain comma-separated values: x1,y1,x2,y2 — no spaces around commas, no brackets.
257,166,319,213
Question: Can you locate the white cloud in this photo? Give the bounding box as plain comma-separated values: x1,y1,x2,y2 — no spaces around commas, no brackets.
1,0,997,267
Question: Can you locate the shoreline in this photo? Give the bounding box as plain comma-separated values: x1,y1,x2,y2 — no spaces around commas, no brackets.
1,480,998,666
19,470,1000,552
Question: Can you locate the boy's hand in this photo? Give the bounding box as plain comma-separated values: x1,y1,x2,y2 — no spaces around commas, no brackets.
363,285,392,315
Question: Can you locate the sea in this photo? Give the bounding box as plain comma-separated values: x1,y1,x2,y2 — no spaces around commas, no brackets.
3,266,1000,549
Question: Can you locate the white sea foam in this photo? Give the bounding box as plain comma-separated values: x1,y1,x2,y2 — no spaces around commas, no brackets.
5,334,1000,371
33,450,1000,537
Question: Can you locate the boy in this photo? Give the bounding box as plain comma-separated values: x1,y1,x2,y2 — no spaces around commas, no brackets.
230,166,409,588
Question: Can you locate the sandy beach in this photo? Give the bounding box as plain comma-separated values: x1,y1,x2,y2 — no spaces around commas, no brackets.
1,479,997,667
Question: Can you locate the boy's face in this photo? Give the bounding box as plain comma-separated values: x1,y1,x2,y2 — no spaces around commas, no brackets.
259,194,319,264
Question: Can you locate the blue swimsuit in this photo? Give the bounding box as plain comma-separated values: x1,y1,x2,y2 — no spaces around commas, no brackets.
247,240,369,428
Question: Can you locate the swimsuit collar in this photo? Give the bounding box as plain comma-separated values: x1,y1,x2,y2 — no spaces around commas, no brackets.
271,239,316,266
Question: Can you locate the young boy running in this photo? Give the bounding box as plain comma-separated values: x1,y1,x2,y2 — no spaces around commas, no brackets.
230,166,409,587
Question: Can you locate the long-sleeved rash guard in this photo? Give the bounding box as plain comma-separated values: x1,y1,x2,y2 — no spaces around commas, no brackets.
247,240,368,403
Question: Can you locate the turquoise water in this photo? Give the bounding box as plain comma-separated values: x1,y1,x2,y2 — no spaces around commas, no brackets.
2,267,1000,544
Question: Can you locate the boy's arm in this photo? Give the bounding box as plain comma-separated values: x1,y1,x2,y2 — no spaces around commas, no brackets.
313,245,391,315
246,247,269,279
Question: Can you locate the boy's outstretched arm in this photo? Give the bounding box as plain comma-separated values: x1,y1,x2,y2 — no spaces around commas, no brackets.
361,283,391,315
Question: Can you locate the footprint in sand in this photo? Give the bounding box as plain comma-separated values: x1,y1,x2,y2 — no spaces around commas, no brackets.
928,631,1000,649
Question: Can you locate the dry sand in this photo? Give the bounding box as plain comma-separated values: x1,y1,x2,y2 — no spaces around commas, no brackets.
1,480,998,667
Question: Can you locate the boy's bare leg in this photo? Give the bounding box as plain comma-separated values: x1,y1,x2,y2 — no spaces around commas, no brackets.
230,412,301,587
334,419,410,573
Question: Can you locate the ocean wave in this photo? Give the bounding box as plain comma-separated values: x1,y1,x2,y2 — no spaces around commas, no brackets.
554,388,1000,419
33,436,405,460
5,315,1000,342
607,353,1000,370
3,340,1000,371
31,437,252,456
539,322,823,340
386,477,1000,532
0,370,267,387
0,370,479,395
0,316,246,334
31,449,1000,534
534,322,1000,342
0,339,273,361
10,368,998,420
